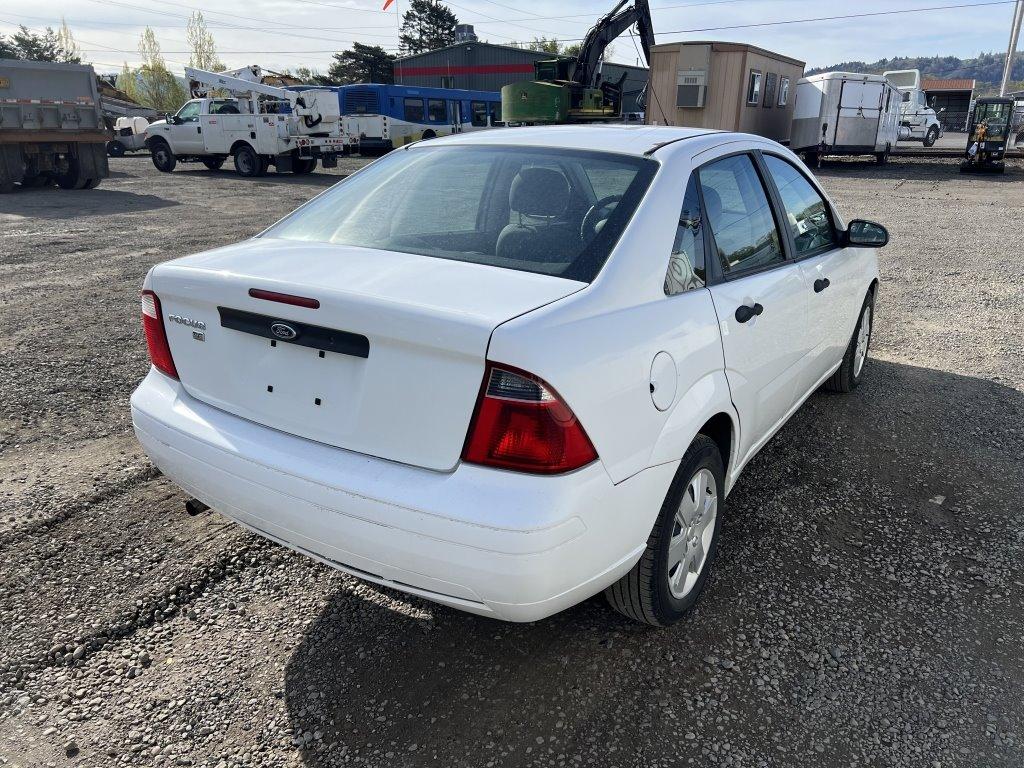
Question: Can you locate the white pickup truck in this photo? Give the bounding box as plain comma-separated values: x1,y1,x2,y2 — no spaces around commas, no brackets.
145,67,351,177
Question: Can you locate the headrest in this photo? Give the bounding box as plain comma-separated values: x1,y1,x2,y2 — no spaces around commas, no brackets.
510,167,570,217
701,185,723,222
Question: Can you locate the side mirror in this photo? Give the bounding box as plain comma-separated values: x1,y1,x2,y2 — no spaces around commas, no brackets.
169,115,181,125
844,219,889,248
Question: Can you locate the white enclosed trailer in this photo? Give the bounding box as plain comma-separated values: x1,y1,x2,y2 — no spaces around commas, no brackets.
144,66,351,177
791,72,901,165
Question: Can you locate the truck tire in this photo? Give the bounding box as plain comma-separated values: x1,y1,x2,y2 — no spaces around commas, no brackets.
0,180,14,194
150,141,176,173
233,145,262,177
107,140,126,158
825,288,875,393
292,158,317,174
605,435,725,626
923,126,939,147
20,173,51,188
83,178,102,189
202,157,226,171
876,145,890,165
55,157,90,190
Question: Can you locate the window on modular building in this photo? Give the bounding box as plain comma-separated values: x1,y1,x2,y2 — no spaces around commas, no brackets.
427,99,447,122
746,70,762,105
471,100,488,126
762,73,777,108
778,77,790,106
404,97,425,122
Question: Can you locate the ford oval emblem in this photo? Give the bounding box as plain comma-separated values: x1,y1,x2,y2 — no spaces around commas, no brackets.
270,322,298,340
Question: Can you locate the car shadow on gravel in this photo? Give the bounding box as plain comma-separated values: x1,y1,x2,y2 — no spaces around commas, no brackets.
0,187,179,219
281,359,1024,766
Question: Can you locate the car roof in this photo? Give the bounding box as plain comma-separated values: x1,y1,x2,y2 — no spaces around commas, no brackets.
422,124,725,156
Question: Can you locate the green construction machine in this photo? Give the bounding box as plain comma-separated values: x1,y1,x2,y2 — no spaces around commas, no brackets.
501,0,654,124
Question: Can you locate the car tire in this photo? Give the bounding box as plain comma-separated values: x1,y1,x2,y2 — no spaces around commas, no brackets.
107,140,126,158
233,145,262,177
824,289,875,393
150,141,176,173
202,157,226,171
605,435,725,626
923,126,939,147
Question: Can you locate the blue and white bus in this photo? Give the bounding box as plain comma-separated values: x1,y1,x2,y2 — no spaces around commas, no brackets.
338,84,503,154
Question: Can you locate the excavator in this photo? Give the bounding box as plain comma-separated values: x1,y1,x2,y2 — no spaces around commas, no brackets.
501,0,654,124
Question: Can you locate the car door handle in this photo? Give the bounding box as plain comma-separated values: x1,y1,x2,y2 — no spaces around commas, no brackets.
814,277,831,293
735,302,764,323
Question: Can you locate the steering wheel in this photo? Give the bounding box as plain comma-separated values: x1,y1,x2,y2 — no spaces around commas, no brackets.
581,195,622,240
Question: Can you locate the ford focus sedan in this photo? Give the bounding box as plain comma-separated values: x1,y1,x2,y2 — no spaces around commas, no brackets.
131,126,886,625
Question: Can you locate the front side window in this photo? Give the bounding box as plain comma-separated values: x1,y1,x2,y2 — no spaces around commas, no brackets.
470,101,488,127
698,154,784,274
762,155,836,255
403,97,424,122
176,101,201,122
778,77,790,106
427,98,446,122
665,175,706,295
746,71,762,105
264,145,657,283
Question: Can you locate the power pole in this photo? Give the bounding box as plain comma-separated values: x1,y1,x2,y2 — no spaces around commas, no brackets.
1000,0,1023,96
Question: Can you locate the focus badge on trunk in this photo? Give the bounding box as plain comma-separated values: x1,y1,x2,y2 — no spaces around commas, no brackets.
270,322,299,340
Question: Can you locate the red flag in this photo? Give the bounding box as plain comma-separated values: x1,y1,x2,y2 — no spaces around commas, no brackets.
382,0,395,9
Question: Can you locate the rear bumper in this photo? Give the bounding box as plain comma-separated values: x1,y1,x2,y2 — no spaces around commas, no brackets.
130,370,674,621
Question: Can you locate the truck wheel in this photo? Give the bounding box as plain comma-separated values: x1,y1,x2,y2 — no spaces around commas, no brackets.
20,173,51,189
605,435,725,626
292,158,317,174
923,126,939,147
55,158,89,190
234,145,262,177
0,180,14,194
83,178,102,189
107,140,126,158
875,146,890,165
825,289,875,393
150,142,176,172
202,157,226,171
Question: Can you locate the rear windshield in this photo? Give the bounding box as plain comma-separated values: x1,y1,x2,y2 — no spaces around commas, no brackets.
263,145,657,282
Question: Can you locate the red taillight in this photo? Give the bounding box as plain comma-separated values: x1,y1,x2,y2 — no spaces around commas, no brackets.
141,290,178,380
462,363,597,474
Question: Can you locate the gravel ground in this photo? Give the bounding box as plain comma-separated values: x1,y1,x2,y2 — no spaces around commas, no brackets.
1,153,1022,768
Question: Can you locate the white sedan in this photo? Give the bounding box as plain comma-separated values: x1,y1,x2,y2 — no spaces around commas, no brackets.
131,126,886,625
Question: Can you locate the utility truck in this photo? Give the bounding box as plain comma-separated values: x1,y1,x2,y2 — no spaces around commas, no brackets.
883,69,944,147
144,66,350,177
0,58,109,192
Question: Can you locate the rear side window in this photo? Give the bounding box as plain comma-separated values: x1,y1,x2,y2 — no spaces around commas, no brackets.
762,155,837,255
427,98,446,122
664,175,705,295
470,101,488,127
403,97,424,122
698,154,784,274
264,145,657,283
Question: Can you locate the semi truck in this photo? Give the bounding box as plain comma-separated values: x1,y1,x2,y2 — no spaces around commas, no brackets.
0,58,110,193
144,65,350,177
791,72,902,165
883,69,944,147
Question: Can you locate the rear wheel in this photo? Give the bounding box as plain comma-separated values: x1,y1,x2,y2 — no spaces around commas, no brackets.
55,158,89,190
107,140,126,158
876,145,890,164
202,156,226,171
150,141,176,172
605,435,724,626
825,289,875,393
292,158,317,174
233,144,262,177
20,173,50,188
83,177,101,189
923,126,939,147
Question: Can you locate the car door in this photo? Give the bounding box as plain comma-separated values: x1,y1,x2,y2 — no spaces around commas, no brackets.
759,153,862,392
168,100,205,154
698,151,813,467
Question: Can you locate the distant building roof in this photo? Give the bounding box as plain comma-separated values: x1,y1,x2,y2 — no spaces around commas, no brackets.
921,78,976,92
396,41,648,72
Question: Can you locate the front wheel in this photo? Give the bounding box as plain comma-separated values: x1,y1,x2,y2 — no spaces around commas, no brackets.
825,289,875,393
923,126,939,147
107,140,126,158
150,142,176,172
233,145,262,177
605,435,724,626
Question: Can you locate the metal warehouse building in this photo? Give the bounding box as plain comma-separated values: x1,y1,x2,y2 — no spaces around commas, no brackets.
394,34,650,113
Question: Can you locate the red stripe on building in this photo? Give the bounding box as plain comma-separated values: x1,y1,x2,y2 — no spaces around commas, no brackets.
397,63,536,77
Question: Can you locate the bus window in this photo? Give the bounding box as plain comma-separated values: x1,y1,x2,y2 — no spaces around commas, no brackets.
404,97,424,122
471,101,488,127
427,99,447,122
489,101,501,124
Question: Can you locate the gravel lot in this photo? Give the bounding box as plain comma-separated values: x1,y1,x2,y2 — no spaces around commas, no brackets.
1,153,1022,768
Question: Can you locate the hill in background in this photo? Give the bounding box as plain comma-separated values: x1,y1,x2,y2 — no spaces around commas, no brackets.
806,51,1023,94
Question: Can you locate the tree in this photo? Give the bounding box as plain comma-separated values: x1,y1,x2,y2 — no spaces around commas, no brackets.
528,37,561,54
56,18,81,63
116,61,141,103
185,11,223,71
399,0,458,55
328,43,396,84
0,35,17,59
135,28,189,113
289,66,333,86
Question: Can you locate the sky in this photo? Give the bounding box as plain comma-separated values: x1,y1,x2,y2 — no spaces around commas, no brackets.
0,0,1018,76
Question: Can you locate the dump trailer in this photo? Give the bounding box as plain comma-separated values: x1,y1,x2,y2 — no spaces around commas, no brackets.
501,0,654,123
0,58,110,193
